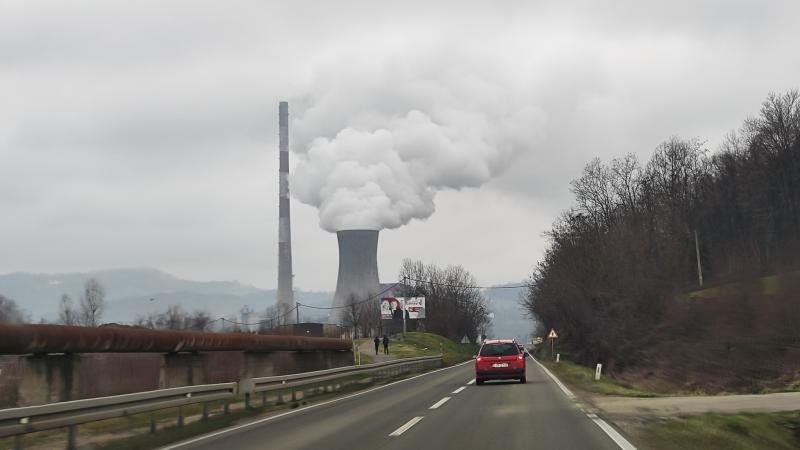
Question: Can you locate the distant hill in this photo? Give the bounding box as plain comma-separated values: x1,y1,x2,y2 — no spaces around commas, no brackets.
0,268,333,323
483,283,538,343
0,269,536,337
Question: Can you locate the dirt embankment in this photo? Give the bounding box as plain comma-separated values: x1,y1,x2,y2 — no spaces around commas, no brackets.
617,271,800,394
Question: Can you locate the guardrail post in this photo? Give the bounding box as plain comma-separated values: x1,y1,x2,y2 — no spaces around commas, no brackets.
177,406,184,428
13,435,22,450
149,413,157,433
224,400,230,415
202,402,209,421
262,391,267,407
291,388,296,401
66,425,77,450
245,392,251,409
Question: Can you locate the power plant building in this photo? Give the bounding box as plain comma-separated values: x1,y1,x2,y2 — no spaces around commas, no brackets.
329,230,381,325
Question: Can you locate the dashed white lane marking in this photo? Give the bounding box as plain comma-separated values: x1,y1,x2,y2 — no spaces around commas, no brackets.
429,397,451,409
452,386,466,394
532,357,637,450
466,379,476,385
389,416,424,437
160,360,472,449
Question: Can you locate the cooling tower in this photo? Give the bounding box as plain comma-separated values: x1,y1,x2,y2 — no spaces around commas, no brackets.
329,230,380,325
277,101,295,320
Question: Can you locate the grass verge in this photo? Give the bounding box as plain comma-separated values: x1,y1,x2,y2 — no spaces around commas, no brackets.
390,332,477,365
540,358,661,397
633,412,800,450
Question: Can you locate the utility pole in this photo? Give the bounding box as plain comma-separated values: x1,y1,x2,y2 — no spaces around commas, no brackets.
402,276,408,340
296,303,300,325
694,229,703,288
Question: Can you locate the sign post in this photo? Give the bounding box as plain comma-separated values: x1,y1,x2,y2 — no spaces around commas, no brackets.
547,328,558,360
402,277,407,339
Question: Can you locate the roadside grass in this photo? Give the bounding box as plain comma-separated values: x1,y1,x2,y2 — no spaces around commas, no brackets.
684,269,800,300
390,332,477,366
94,408,260,450
635,412,800,450
540,358,661,397
358,351,375,364
353,338,375,364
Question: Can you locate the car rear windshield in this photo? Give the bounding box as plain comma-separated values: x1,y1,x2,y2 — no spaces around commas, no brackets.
479,343,519,356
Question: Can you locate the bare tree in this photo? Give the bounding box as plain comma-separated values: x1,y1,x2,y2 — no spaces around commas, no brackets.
398,259,490,342
156,304,187,330
342,295,363,338
58,294,78,326
79,278,106,327
0,295,25,324
258,305,278,332
188,310,213,330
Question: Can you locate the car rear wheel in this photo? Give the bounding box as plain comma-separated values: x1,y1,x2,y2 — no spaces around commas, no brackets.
519,376,526,384
476,378,484,385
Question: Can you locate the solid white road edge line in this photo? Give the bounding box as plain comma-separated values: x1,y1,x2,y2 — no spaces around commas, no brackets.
452,386,466,394
388,416,424,436
159,360,472,450
429,397,451,409
466,379,476,385
532,357,576,400
588,415,638,450
532,357,637,450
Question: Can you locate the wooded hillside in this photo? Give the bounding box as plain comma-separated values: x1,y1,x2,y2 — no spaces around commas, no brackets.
522,90,800,373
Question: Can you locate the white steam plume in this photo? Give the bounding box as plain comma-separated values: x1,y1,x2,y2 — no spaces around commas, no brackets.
291,54,544,232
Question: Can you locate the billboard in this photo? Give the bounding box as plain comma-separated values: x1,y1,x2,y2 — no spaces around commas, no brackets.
380,297,426,320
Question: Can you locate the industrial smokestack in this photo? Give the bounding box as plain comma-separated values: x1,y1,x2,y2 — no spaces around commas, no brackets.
277,101,294,321
330,230,380,325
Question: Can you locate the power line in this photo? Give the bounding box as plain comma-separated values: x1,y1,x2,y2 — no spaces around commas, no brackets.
216,303,299,326
297,283,400,310
400,278,533,290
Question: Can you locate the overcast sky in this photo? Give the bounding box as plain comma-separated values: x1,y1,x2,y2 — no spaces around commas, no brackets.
2,0,799,292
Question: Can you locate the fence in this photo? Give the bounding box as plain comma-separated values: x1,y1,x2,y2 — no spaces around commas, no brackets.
0,355,442,449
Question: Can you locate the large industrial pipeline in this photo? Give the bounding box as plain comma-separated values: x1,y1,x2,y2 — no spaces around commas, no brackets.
0,323,352,355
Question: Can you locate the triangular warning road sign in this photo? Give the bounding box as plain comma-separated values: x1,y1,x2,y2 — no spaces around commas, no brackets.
547,328,558,339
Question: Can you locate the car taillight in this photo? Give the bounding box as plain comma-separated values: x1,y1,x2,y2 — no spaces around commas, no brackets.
517,355,524,360
476,357,482,362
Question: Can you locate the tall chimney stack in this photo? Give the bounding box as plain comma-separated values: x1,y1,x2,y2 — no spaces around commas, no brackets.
330,230,380,325
277,101,294,321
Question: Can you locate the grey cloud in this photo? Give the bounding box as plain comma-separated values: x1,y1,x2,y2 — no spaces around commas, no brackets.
1,0,799,292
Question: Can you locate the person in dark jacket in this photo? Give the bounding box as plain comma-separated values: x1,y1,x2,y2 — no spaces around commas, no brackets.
373,336,380,355
382,335,389,355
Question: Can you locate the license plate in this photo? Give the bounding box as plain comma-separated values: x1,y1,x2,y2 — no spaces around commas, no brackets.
492,363,508,368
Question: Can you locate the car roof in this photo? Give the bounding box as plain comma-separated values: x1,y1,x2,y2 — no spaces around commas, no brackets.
481,339,516,345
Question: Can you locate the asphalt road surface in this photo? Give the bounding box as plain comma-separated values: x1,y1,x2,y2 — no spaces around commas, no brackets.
162,357,628,450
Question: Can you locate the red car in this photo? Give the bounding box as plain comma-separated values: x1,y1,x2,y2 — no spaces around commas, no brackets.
475,339,526,385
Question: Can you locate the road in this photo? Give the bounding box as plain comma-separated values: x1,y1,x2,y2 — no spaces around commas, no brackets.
163,357,629,450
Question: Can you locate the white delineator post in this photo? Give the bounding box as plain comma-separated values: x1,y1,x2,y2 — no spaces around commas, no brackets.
595,363,603,381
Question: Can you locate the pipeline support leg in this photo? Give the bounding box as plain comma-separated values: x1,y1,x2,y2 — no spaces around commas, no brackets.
66,425,77,450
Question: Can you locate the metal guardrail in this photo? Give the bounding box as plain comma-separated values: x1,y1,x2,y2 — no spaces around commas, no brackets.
0,355,443,443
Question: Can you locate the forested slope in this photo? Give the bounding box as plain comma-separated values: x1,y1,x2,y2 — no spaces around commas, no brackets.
523,91,800,391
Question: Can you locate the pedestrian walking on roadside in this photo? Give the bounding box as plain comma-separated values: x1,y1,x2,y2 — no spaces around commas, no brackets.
382,335,389,355
373,336,380,355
